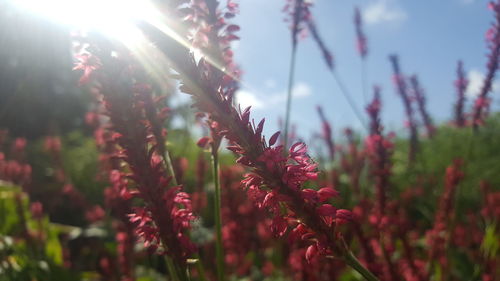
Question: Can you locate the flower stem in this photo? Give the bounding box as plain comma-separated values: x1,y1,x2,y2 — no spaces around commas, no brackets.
361,58,368,106
331,70,367,131
344,249,380,281
164,149,178,186
161,142,207,281
159,150,191,281
211,148,225,281
193,253,208,281
165,256,182,281
283,42,298,150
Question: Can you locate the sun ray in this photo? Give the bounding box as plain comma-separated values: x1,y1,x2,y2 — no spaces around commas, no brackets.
9,0,258,98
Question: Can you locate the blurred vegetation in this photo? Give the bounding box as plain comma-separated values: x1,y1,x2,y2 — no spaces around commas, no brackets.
0,3,88,139
0,184,79,281
1,111,500,279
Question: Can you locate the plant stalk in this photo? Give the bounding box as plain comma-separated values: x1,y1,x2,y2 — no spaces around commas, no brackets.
332,70,367,132
165,255,184,281
211,148,225,281
344,249,381,281
361,58,368,106
161,145,205,281
193,253,208,281
164,149,178,186
283,42,298,150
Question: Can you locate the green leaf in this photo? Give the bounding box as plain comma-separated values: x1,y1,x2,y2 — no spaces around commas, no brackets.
481,223,499,259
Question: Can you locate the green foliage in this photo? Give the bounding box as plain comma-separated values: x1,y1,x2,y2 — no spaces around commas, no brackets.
0,184,79,281
0,184,23,235
26,131,105,226
481,223,499,259
391,115,500,221
62,131,106,205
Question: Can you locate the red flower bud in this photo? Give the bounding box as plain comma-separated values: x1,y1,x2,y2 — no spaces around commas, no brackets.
318,187,339,202
197,136,211,148
317,204,337,217
305,244,318,263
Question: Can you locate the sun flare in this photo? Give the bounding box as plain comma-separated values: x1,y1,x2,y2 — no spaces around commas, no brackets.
11,0,159,41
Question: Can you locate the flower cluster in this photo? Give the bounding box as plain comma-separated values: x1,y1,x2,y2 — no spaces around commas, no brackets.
339,128,365,197
283,0,313,46
241,142,348,263
354,7,368,59
220,166,273,276
426,160,464,271
480,181,500,220
0,134,31,190
409,75,435,137
73,44,196,271
283,0,334,70
389,55,418,162
151,0,353,264
105,170,136,281
0,150,31,187
42,135,93,222
316,106,335,162
82,80,138,281
472,0,500,128
364,86,394,220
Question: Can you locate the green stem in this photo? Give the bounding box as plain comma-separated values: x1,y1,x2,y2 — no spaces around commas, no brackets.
164,149,178,186
361,58,368,106
283,42,298,150
193,253,209,281
212,148,225,281
165,256,182,281
331,70,368,132
344,249,380,281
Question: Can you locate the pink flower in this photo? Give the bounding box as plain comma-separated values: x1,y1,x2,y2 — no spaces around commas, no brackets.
318,187,339,202
389,55,418,162
73,54,101,86
354,7,368,59
305,244,318,263
30,202,44,220
472,0,500,129
410,75,435,137
44,136,62,154
317,204,337,217
316,106,335,161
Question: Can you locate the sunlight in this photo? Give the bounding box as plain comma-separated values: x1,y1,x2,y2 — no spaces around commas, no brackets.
10,0,244,90
12,0,158,41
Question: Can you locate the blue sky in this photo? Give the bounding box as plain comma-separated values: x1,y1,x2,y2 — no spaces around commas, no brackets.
232,0,499,140
6,0,497,142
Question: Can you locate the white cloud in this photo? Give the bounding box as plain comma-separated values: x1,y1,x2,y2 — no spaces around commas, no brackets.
363,0,407,25
292,82,313,98
466,69,500,98
267,82,313,104
236,89,264,109
264,79,277,89
236,82,313,110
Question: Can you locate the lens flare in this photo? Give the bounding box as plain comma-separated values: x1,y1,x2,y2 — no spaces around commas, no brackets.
12,0,158,41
